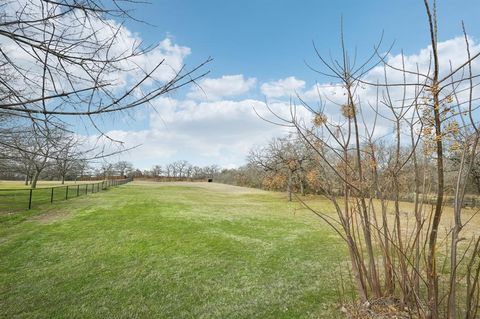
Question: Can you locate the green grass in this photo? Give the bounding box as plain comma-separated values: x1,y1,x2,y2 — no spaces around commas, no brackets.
0,182,348,318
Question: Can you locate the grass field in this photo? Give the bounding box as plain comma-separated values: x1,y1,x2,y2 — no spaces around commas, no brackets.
0,181,348,318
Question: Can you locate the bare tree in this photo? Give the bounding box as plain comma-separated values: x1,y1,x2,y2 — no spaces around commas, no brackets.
151,165,162,177
8,125,65,188
114,160,133,177
0,0,210,162
248,135,312,201
54,134,81,184
99,161,114,180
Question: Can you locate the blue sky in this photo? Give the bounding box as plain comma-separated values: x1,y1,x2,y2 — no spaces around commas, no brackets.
99,1,480,169
126,0,480,82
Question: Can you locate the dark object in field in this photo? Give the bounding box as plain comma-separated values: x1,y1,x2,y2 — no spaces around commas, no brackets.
208,179,213,183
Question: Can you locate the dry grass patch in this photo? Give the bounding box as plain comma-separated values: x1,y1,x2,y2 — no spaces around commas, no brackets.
30,210,72,224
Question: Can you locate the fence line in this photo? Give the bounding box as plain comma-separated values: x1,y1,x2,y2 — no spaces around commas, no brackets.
0,178,133,212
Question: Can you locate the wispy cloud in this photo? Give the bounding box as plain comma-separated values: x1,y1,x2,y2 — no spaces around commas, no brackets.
260,76,305,98
187,75,257,101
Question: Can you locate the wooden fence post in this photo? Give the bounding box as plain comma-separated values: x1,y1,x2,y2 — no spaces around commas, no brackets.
28,189,33,209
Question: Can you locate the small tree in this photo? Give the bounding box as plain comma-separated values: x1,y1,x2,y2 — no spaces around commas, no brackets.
248,135,312,201
114,161,133,177
55,135,82,184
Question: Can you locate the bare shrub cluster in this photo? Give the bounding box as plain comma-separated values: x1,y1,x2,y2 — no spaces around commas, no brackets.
261,1,480,318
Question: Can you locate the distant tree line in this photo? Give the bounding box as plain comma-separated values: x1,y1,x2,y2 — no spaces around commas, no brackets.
215,132,480,204
137,161,221,180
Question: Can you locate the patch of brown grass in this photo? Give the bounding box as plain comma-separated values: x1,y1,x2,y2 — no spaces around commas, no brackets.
342,297,420,319
31,210,71,224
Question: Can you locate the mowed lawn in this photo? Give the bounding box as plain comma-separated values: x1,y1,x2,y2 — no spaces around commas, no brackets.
0,181,347,318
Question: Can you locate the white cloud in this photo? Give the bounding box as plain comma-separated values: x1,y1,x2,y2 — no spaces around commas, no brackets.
298,36,480,124
99,36,480,168
366,36,479,83
303,83,346,104
260,76,306,98
130,38,191,84
187,75,256,101
92,97,296,169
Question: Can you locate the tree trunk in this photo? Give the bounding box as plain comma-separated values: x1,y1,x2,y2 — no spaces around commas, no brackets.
474,174,480,194
31,171,40,189
287,171,292,201
423,3,443,316
350,91,381,298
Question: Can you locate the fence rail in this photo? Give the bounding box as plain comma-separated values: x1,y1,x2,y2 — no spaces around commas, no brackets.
0,178,132,212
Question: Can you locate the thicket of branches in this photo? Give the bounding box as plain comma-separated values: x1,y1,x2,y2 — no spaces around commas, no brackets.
0,126,91,187
254,1,480,318
0,0,210,179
